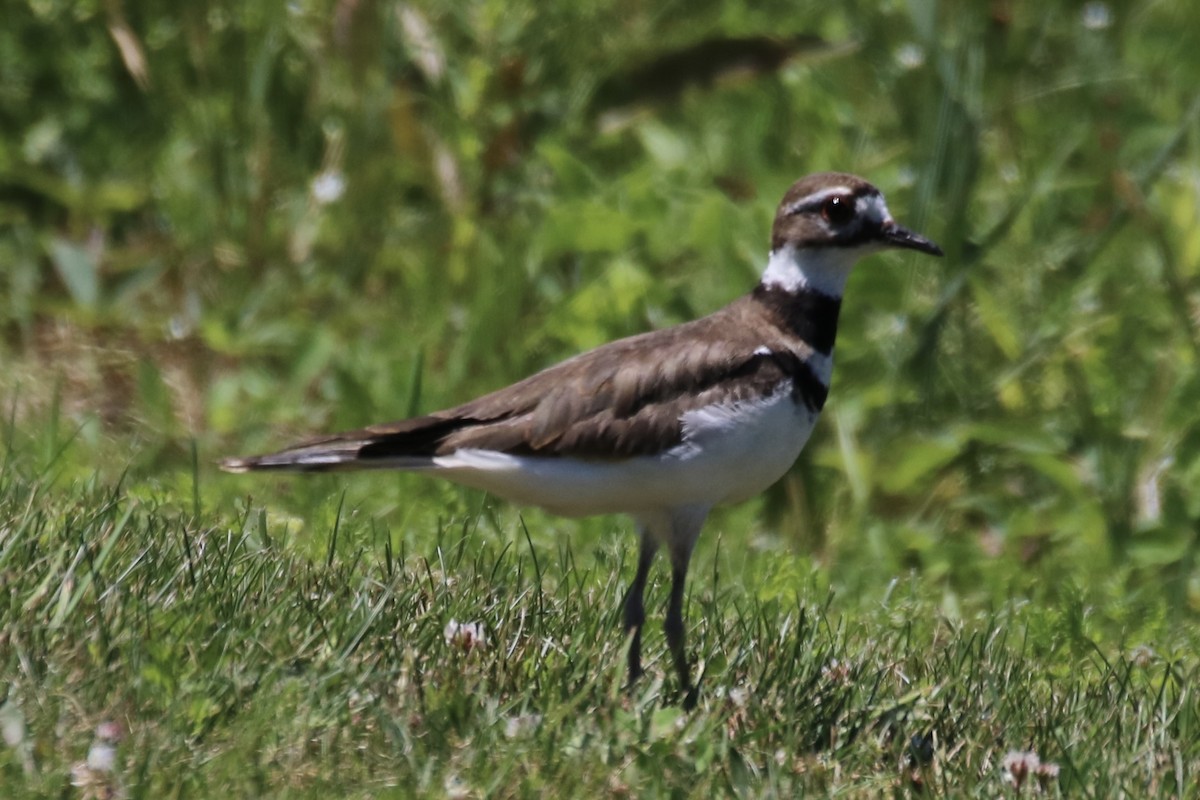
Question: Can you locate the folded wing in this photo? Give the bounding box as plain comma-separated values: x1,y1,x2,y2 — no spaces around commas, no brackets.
220,298,821,472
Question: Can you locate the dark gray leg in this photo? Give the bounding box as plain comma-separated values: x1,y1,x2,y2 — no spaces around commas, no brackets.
663,508,706,710
664,555,697,709
622,533,659,683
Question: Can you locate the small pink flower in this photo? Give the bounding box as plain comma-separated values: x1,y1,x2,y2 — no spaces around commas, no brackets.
95,721,123,742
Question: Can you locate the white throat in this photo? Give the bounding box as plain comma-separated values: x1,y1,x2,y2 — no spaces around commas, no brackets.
760,242,878,297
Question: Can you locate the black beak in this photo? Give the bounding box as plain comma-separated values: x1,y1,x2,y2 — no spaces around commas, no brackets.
880,222,943,257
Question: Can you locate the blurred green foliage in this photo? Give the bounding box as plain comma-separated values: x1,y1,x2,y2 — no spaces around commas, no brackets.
2,0,1200,601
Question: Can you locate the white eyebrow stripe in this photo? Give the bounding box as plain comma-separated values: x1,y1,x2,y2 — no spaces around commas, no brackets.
782,186,855,215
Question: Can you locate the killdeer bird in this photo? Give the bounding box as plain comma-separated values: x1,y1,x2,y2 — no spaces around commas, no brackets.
222,172,942,708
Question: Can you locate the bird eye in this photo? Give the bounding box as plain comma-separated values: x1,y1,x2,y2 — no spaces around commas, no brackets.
821,195,855,225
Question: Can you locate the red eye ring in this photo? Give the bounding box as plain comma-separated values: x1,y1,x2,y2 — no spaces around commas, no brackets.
821,195,855,225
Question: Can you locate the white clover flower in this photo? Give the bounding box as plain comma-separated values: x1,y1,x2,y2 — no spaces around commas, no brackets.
444,619,488,652
87,742,117,772
311,170,346,205
1002,749,1059,791
1082,2,1112,30
895,43,925,70
504,713,542,739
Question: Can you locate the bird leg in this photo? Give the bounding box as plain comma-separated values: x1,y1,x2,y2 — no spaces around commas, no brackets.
622,532,659,684
663,507,705,710
664,556,697,709
627,506,706,707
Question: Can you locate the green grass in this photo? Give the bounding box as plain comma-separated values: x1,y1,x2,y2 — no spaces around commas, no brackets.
3,0,1200,795
1,453,1197,797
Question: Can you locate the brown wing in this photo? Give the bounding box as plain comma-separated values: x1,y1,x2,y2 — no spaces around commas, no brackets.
220,296,823,471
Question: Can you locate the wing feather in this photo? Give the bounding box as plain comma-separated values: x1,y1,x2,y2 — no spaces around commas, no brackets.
220,296,825,472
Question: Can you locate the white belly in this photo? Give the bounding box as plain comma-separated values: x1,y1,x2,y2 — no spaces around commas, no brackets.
431,383,818,517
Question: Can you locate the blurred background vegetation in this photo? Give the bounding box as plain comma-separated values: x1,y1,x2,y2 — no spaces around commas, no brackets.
2,0,1199,611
